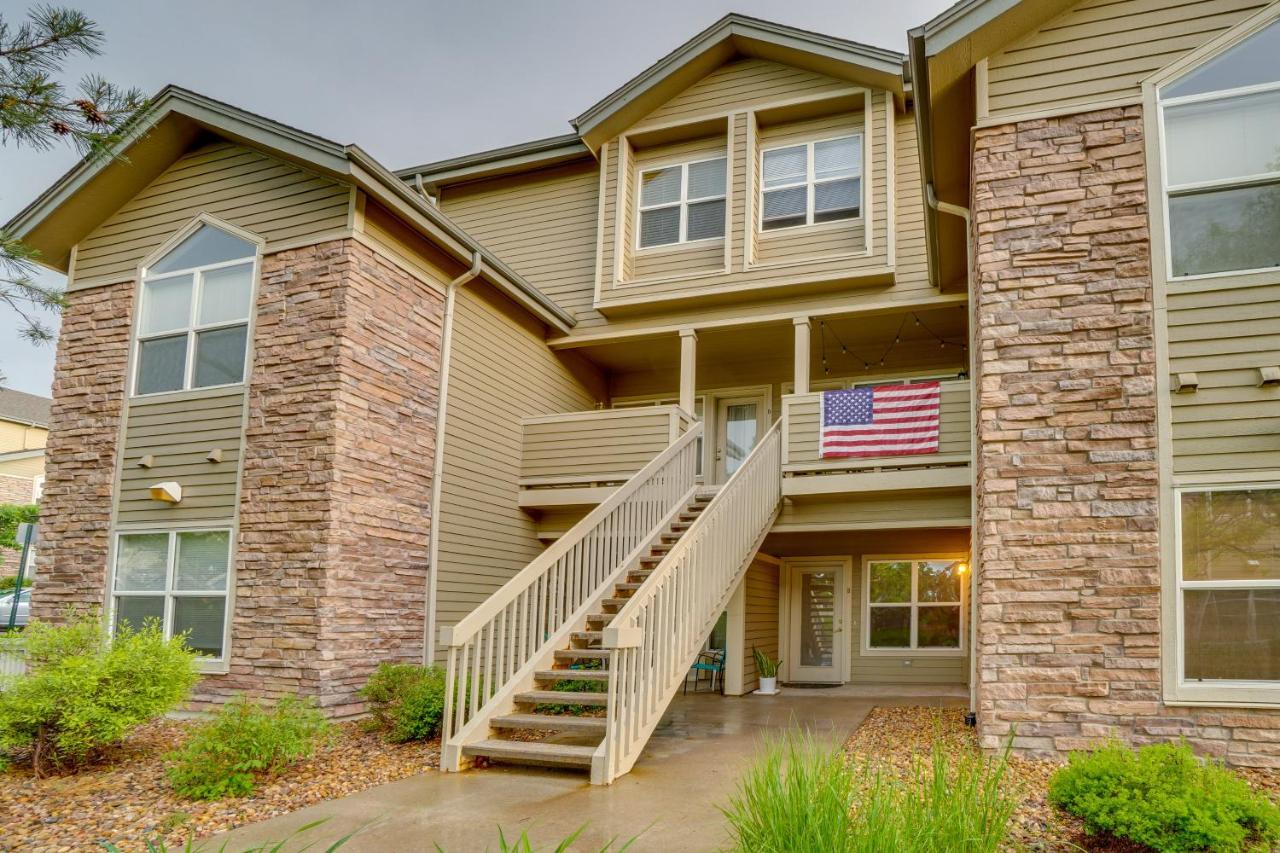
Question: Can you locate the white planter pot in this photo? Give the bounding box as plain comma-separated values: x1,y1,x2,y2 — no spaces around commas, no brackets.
759,676,778,695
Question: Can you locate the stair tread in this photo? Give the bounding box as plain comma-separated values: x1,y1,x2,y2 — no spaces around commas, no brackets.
463,739,596,767
535,669,610,682
554,649,610,660
491,713,607,732
516,689,607,706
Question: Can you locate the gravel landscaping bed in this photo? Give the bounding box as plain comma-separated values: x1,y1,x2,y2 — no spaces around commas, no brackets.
0,719,439,852
843,705,1280,852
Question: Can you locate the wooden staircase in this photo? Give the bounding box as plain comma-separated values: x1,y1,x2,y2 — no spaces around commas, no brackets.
460,495,712,769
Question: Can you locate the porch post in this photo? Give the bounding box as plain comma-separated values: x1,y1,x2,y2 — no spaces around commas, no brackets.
792,317,811,395
679,328,697,414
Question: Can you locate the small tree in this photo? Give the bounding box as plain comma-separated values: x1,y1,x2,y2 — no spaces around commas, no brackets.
0,612,199,775
1,5,146,348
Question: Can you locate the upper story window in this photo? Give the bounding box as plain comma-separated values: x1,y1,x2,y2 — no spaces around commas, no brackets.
637,156,727,249
134,224,257,396
761,134,862,231
1159,19,1280,278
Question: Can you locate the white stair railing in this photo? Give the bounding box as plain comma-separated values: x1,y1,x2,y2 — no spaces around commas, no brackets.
597,420,782,784
439,424,702,770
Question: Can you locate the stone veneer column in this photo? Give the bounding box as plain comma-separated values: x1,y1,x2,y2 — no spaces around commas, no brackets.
972,106,1162,756
202,239,443,714
29,281,133,618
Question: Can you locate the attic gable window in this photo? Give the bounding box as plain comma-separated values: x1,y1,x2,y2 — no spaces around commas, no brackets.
1159,18,1280,278
637,156,727,249
761,134,862,231
134,224,257,396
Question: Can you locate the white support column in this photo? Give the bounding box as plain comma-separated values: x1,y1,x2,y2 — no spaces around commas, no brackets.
679,328,698,414
793,317,811,395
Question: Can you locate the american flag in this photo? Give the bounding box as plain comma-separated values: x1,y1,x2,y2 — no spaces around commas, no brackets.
820,381,942,458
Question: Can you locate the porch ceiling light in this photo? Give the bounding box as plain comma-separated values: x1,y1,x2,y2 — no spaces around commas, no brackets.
956,562,969,574
148,481,183,504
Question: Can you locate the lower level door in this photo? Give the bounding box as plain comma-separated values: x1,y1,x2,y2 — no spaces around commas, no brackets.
786,557,849,683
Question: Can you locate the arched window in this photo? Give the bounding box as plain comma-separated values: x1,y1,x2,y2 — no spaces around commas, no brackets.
1159,18,1280,278
134,223,257,395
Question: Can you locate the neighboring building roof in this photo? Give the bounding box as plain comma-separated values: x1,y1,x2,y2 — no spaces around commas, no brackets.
0,388,51,428
404,13,909,189
5,86,576,333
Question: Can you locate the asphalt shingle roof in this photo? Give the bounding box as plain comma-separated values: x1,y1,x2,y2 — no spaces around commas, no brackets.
0,388,52,427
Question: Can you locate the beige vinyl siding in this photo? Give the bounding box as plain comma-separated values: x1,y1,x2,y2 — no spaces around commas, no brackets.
359,198,455,291
0,421,45,453
986,0,1266,119
755,112,867,265
1167,280,1280,474
633,58,855,130
893,110,929,289
774,490,972,529
740,555,780,693
0,455,44,479
433,284,604,647
75,141,350,287
116,386,245,524
784,380,972,466
733,112,752,270
521,409,679,482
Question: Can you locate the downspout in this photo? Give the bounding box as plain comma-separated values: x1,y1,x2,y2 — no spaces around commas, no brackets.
926,183,978,714
424,248,482,665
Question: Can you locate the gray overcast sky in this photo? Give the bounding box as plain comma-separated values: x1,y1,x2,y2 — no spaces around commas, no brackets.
0,0,950,397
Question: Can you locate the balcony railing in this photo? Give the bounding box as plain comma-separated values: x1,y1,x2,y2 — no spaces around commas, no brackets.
520,406,695,491
780,379,972,489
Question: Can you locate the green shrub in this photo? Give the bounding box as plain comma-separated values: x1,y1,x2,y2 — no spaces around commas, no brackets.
0,613,199,775
166,694,330,799
0,576,31,593
359,662,447,742
1049,740,1280,852
0,503,37,553
722,729,1014,852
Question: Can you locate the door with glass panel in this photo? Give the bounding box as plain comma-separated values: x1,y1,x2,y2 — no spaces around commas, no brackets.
785,557,849,683
715,395,765,483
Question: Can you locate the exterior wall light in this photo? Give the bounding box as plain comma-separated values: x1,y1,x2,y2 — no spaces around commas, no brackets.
148,481,183,504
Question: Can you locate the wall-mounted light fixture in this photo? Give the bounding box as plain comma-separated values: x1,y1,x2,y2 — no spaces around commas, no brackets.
148,481,182,504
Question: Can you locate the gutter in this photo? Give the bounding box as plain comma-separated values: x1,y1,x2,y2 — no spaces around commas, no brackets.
424,249,483,665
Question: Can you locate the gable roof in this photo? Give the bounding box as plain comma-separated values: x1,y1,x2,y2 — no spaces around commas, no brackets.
5,86,575,333
0,388,52,428
404,13,908,189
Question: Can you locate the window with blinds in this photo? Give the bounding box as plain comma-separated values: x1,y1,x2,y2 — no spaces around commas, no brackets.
761,134,862,231
637,156,727,249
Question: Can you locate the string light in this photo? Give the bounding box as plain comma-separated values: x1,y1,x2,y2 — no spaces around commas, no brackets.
815,312,968,376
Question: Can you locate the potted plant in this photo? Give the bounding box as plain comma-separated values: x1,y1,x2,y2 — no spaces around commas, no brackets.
753,647,781,695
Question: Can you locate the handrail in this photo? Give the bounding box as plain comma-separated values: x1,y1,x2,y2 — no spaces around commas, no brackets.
440,423,703,750
597,420,783,784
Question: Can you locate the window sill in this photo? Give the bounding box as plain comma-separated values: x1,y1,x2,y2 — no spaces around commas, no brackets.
129,383,247,405
758,216,862,239
1166,683,1280,708
634,237,725,257
859,647,965,658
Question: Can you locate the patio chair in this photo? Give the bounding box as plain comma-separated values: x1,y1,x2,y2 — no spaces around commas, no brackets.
684,648,725,694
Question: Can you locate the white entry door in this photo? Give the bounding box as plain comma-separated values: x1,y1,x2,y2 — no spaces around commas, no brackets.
715,395,765,483
785,557,850,683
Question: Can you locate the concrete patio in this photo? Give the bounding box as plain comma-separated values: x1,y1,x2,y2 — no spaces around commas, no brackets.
213,685,967,852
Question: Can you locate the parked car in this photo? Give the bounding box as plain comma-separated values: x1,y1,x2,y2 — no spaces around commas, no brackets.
0,588,31,629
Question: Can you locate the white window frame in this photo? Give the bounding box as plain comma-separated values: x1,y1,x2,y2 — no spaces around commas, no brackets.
131,223,258,398
110,527,234,670
1157,44,1280,281
759,133,864,233
861,554,966,657
1173,482,1280,700
635,156,727,251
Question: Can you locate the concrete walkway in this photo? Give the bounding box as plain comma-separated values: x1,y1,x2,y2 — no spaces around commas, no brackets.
213,685,967,852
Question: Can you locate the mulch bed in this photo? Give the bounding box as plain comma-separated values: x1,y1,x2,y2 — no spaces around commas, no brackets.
0,719,439,852
843,705,1280,852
